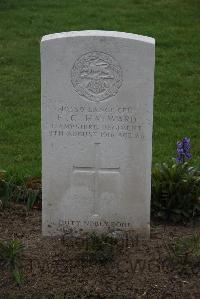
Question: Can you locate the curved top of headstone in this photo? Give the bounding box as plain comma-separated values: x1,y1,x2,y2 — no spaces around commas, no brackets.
41,30,155,45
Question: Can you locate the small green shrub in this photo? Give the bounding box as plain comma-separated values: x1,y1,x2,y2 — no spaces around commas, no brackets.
0,172,41,210
12,267,24,285
0,239,24,285
0,176,16,208
0,172,25,208
26,189,39,211
81,232,117,263
0,239,24,266
151,161,200,222
166,234,200,266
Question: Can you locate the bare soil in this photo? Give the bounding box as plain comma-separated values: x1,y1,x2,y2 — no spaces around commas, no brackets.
0,204,200,299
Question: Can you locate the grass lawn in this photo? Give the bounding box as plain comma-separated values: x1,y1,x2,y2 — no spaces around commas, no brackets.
0,0,199,177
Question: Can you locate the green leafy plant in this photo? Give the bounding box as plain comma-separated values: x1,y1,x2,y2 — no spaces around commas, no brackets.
0,239,24,267
0,172,41,210
151,160,200,222
0,239,24,285
0,171,26,208
0,176,16,208
12,267,24,285
26,189,39,211
166,234,200,267
82,232,117,263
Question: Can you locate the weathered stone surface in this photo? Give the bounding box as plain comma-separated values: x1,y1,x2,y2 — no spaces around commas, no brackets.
41,30,155,237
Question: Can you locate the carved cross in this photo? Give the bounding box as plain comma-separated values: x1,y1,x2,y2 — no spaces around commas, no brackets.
73,143,120,214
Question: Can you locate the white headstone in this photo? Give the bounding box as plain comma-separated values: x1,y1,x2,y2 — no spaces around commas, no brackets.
41,30,155,237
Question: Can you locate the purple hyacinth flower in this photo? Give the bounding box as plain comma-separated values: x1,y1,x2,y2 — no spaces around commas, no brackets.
183,137,190,144
176,156,182,162
176,137,192,163
185,152,192,159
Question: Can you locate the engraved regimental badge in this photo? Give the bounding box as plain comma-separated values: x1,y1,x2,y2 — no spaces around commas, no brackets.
71,51,122,102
